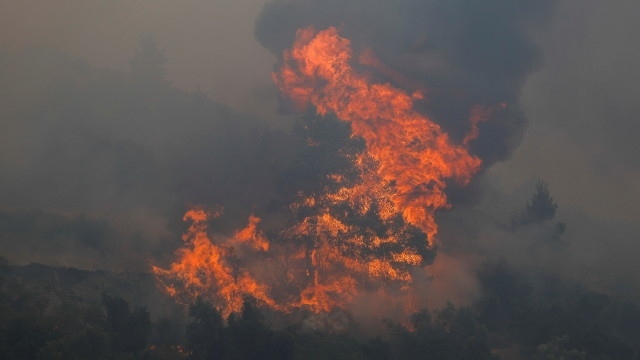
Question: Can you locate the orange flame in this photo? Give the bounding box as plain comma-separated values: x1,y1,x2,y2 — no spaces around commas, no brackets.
154,27,501,316
233,215,270,252
273,26,482,241
463,102,507,146
152,208,281,317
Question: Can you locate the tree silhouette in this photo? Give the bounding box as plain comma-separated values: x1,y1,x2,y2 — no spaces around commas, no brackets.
388,303,493,360
510,180,559,229
227,297,294,360
101,293,151,356
129,34,167,84
186,298,226,360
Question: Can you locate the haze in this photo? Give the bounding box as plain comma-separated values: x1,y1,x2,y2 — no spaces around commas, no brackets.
1,0,638,302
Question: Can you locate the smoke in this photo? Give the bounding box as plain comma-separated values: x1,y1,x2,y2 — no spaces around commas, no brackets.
2,0,558,310
255,0,640,306
1,0,639,317
248,0,560,309
474,0,640,302
0,45,294,271
146,0,566,317
256,0,555,169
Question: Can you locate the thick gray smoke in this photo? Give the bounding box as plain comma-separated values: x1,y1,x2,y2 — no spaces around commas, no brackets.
255,0,640,304
256,0,555,167
1,0,638,305
0,44,293,270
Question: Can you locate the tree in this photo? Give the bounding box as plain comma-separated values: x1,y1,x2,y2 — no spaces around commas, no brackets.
101,293,151,357
227,297,293,360
527,180,558,223
388,304,494,360
185,298,226,360
510,180,561,230
533,336,587,360
129,34,167,84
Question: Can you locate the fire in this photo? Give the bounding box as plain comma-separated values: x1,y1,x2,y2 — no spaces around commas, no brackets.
154,27,499,316
152,208,281,317
273,26,482,241
233,214,270,252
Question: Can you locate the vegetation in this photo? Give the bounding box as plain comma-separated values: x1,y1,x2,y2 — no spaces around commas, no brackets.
509,180,565,234
0,37,636,359
1,256,639,360
510,180,558,228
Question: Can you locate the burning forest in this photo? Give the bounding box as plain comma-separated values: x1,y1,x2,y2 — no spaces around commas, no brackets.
153,26,506,318
2,0,640,359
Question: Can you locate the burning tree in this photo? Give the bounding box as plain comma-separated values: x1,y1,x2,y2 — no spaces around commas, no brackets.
153,27,502,317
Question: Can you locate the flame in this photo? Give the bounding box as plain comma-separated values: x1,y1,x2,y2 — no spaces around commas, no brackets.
233,214,270,252
273,26,482,241
154,27,501,316
152,208,281,317
463,103,507,147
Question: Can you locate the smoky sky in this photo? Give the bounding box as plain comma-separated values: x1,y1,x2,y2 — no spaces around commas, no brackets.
0,44,293,270
484,0,640,298
256,0,554,166
0,0,639,301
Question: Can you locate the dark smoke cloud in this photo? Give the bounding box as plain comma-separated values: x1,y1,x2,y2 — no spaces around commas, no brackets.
256,0,555,166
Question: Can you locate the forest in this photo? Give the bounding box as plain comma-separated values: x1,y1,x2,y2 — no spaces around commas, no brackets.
1,4,639,357
1,247,639,360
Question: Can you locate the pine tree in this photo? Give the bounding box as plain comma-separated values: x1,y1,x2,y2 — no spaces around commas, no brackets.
510,180,558,229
